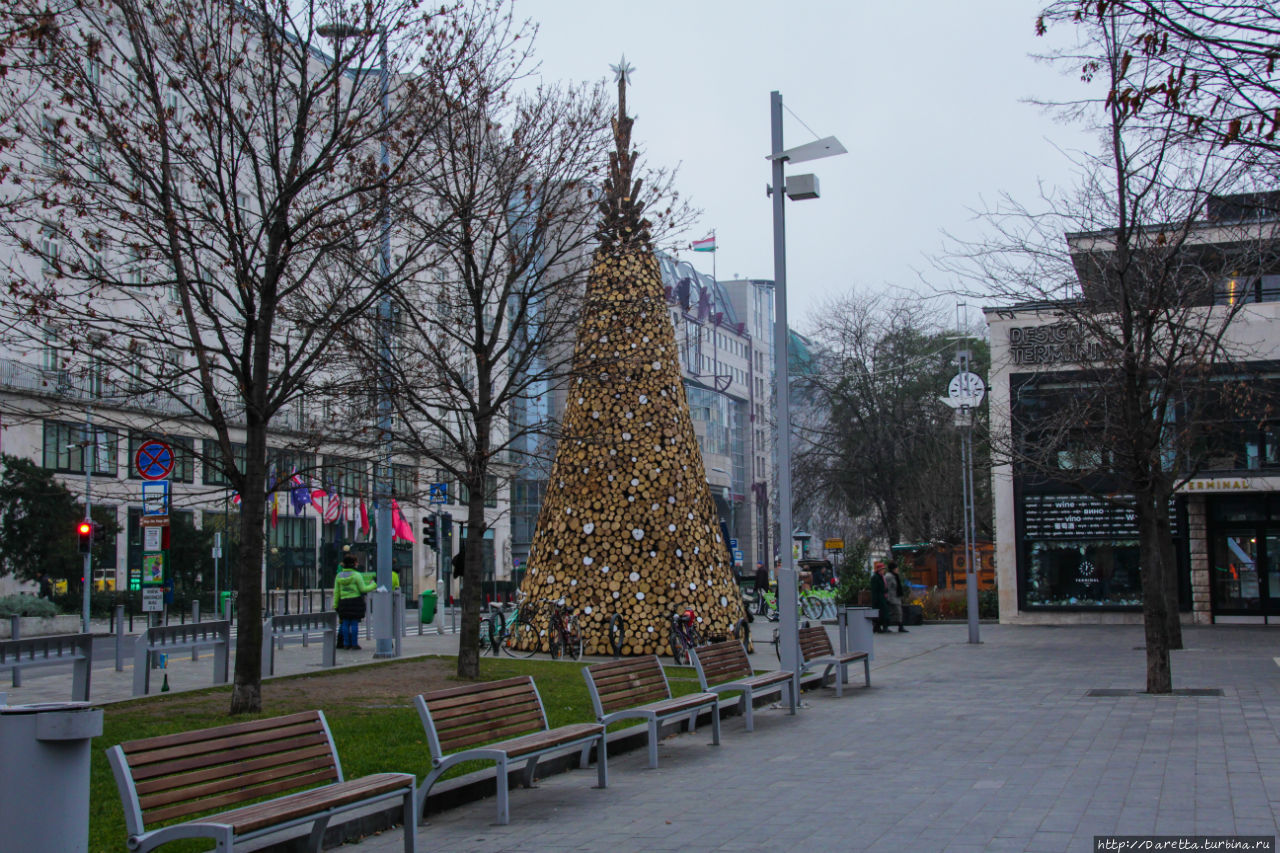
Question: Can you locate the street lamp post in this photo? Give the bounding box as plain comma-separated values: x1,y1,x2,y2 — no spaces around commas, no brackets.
318,22,395,658
767,91,845,705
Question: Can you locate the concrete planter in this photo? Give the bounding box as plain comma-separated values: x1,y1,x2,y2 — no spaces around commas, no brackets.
0,615,81,639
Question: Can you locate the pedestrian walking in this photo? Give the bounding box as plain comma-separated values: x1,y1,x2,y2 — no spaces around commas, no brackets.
885,561,908,633
753,561,770,615
36,571,53,600
333,555,375,650
870,561,890,633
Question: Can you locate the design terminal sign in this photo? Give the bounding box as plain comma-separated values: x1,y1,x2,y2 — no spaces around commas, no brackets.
1008,324,1107,366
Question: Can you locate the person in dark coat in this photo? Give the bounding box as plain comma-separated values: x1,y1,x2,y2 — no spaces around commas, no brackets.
886,561,909,632
870,561,890,633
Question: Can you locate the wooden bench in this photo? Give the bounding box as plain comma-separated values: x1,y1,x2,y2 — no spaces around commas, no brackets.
107,710,416,852
690,640,795,732
583,655,720,769
414,675,606,825
798,624,869,697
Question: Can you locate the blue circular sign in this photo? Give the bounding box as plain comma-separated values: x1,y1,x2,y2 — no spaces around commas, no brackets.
135,440,174,481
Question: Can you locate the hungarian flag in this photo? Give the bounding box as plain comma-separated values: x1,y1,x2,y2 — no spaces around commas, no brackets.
270,491,278,529
391,499,416,543
692,235,716,252
359,494,370,539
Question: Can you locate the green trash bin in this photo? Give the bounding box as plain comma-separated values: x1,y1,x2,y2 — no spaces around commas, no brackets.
219,591,234,620
420,590,437,623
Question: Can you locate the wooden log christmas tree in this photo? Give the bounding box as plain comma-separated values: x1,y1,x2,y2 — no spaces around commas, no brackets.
518,60,747,655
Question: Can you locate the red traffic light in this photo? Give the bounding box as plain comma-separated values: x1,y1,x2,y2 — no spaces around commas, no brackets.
78,521,92,536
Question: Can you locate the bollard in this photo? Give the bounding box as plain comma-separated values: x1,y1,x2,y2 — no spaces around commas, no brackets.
191,601,200,661
9,617,19,688
114,604,124,672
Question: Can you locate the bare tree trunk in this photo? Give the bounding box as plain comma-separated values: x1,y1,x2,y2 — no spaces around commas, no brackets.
1137,496,1172,694
230,420,267,714
455,470,488,679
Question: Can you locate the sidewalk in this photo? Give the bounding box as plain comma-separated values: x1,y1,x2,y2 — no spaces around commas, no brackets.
345,623,1280,853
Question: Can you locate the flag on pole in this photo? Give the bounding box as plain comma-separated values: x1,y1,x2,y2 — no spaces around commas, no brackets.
310,488,327,516
390,499,416,543
692,236,716,252
270,491,278,529
359,494,370,539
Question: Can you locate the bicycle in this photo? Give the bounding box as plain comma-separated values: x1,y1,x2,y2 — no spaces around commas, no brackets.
757,585,826,622
546,598,583,660
668,606,701,665
771,620,815,661
489,596,540,657
606,612,625,658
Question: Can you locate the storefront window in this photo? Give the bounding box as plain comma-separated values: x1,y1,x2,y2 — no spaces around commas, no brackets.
1025,539,1143,606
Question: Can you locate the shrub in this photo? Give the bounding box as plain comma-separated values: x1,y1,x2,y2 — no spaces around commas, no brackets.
0,594,59,618
909,587,1000,621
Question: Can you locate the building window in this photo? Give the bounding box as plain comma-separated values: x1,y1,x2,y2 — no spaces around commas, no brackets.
392,464,416,497
1025,539,1142,607
202,438,248,485
42,420,118,476
39,222,61,275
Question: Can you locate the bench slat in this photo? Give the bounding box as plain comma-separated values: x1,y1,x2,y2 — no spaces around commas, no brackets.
427,694,542,725
169,773,411,836
127,727,330,779
142,769,337,825
134,744,334,796
436,714,549,753
139,755,336,812
121,712,323,757
420,676,532,705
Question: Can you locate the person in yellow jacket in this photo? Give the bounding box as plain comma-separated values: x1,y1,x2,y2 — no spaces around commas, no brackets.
334,555,376,650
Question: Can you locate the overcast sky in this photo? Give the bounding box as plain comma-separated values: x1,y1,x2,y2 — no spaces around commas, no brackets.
516,0,1097,331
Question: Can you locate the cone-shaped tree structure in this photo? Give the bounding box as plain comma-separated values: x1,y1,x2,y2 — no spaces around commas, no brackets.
520,62,746,655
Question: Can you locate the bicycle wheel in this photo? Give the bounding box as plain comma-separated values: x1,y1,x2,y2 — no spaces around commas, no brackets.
506,613,539,657
548,619,563,660
607,613,625,658
564,614,583,660
733,618,753,654
668,628,688,665
801,594,824,621
771,626,781,661
478,618,491,656
486,611,504,655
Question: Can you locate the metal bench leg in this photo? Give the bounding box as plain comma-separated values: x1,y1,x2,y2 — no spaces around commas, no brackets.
72,656,90,702
710,703,721,746
214,827,235,852
402,784,417,853
578,739,593,769
742,689,754,732
306,815,330,852
596,732,608,789
495,756,511,825
521,755,538,788
686,708,698,734
417,766,445,826
647,719,659,769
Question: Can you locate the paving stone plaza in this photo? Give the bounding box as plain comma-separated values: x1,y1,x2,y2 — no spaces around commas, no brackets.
349,623,1280,853
7,620,1279,851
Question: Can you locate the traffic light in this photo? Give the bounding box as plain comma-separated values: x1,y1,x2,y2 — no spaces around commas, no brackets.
77,520,93,554
93,521,109,546
423,516,438,551
440,513,453,551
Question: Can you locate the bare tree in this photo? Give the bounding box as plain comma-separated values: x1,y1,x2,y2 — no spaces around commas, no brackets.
950,6,1270,692
0,0,492,713
338,7,613,680
796,294,990,549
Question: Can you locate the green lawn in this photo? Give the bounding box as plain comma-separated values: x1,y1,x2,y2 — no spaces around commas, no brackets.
87,655,705,852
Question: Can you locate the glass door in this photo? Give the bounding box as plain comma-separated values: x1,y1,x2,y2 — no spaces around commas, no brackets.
1213,533,1260,614
1213,530,1280,620
1265,535,1280,621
